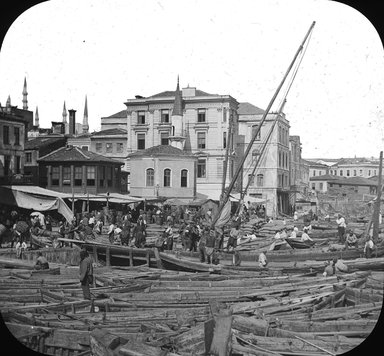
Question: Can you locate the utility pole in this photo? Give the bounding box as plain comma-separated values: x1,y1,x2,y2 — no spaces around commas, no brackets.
372,151,383,241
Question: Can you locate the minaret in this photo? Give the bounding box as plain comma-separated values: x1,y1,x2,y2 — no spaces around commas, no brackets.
82,95,89,133
62,101,68,134
22,77,28,110
169,76,186,150
6,95,11,107
35,106,39,127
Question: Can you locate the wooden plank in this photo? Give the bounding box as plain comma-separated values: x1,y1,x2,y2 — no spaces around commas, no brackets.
152,248,163,269
209,309,232,356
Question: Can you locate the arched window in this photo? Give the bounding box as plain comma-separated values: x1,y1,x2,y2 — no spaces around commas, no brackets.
181,169,188,187
146,168,154,186
257,174,264,187
164,169,171,187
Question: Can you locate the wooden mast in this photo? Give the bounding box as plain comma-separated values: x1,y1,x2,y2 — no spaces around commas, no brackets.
212,21,316,226
372,151,383,241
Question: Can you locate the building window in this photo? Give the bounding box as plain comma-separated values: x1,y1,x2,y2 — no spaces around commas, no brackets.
181,169,188,187
164,168,171,187
137,111,146,124
3,125,9,144
340,170,343,176
257,174,264,187
137,133,145,150
146,168,154,187
248,174,254,186
313,170,316,177
319,182,323,190
106,167,113,187
81,146,88,151
106,143,113,153
359,169,363,176
330,183,333,187
353,170,357,176
197,108,206,123
197,159,206,178
252,125,261,140
99,166,105,187
368,170,371,176
26,152,32,163
160,132,169,145
312,183,315,190
223,108,227,122
197,132,206,149
14,127,20,146
223,132,227,149
116,142,124,153
161,109,169,123
87,166,96,186
374,170,377,176
74,166,82,186
4,156,11,176
52,167,59,186
15,156,21,174
63,166,71,185
346,170,350,177
96,143,103,153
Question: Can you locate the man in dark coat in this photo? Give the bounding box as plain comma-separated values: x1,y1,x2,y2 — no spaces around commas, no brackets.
79,249,93,300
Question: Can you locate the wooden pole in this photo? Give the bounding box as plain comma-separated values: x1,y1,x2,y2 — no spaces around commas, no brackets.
212,21,316,226
221,115,233,199
372,151,383,241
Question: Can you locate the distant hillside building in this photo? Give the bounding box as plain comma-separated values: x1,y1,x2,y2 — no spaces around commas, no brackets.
128,145,196,200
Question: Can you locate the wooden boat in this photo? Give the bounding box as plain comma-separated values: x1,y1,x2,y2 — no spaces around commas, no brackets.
285,238,316,249
159,251,222,273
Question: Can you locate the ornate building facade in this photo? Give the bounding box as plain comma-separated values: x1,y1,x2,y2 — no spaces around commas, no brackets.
101,79,239,200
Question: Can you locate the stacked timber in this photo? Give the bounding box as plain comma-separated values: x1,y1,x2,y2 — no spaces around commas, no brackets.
1,255,382,356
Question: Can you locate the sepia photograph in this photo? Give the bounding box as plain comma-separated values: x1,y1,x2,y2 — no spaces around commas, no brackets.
0,0,383,355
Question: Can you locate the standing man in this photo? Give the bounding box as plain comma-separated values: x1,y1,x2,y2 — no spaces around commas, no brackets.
336,214,346,243
79,249,93,300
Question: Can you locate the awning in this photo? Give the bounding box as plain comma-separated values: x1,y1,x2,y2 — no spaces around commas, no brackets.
229,193,267,204
67,192,144,204
164,198,190,206
0,185,73,223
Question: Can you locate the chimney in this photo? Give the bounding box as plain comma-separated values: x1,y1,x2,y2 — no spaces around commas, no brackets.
68,109,76,135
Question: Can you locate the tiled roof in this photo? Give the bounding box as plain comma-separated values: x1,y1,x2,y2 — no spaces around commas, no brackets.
129,145,194,158
310,175,378,186
148,89,216,98
25,136,66,150
237,102,265,115
309,174,339,181
104,110,127,118
38,145,123,164
92,128,127,136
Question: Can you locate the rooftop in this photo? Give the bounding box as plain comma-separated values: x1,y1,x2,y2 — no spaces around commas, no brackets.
38,145,124,164
92,128,127,136
25,136,66,150
129,145,195,158
237,102,265,115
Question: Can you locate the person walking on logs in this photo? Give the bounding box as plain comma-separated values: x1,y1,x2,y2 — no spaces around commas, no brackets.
79,249,93,300
205,228,216,264
336,214,346,243
198,226,209,263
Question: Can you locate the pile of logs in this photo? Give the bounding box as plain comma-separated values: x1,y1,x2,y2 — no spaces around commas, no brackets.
1,256,382,356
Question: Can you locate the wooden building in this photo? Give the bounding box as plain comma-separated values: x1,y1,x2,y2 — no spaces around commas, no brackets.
38,145,123,194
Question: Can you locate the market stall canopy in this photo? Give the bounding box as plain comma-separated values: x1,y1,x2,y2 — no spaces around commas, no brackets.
0,185,73,223
229,193,267,204
164,198,189,206
66,192,144,204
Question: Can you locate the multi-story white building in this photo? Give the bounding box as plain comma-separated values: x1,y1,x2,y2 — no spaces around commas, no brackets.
237,102,291,216
101,79,239,200
329,158,380,178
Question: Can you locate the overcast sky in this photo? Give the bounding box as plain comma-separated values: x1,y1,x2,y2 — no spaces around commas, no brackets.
1,0,383,159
